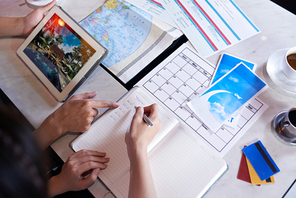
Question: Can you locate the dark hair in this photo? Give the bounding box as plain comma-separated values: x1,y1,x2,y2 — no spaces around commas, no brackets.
0,107,48,198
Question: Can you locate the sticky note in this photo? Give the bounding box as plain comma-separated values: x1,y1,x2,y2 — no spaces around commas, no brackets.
246,157,275,185
243,140,280,181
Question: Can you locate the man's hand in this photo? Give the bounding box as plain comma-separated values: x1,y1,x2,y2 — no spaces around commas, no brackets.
47,150,109,197
34,91,119,150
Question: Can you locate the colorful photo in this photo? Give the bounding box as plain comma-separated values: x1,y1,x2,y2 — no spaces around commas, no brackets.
187,63,266,132
24,14,96,92
211,53,256,85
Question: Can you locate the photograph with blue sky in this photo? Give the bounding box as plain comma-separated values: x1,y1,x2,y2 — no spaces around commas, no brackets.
187,63,266,132
211,53,256,85
24,14,96,92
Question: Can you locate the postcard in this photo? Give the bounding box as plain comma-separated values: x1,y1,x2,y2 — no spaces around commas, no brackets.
187,63,267,132
211,53,256,85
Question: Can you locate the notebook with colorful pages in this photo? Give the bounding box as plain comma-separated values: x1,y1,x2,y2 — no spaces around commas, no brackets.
71,86,227,198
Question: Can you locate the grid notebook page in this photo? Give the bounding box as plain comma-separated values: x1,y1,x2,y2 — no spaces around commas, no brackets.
137,43,268,156
71,88,178,189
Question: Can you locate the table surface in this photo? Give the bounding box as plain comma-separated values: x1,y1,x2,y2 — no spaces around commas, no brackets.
1,0,296,197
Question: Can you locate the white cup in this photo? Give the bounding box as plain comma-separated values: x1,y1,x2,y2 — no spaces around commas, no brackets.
282,46,296,80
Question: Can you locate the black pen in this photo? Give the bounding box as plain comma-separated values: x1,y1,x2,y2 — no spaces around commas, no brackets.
134,106,153,127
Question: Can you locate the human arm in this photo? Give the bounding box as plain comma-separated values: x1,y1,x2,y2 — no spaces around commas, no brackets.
128,104,162,198
33,91,119,150
0,0,56,37
47,149,109,197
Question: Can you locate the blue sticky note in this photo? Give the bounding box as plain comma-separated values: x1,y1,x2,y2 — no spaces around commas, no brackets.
242,140,280,181
211,53,256,85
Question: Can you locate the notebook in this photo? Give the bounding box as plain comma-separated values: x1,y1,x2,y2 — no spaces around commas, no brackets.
71,87,227,198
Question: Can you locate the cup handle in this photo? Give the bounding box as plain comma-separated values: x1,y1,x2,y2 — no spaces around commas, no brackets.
283,121,290,127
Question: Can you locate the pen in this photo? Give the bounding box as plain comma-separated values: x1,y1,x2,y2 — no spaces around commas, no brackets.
134,106,153,127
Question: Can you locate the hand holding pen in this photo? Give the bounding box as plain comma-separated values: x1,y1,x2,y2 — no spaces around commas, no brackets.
134,106,153,127
129,104,162,151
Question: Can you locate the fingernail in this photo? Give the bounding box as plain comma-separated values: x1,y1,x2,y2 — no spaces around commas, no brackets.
98,152,106,155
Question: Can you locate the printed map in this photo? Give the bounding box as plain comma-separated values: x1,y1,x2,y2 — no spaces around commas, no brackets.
79,0,153,67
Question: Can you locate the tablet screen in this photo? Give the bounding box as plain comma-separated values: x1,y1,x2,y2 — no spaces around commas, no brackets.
23,13,96,92
17,6,107,102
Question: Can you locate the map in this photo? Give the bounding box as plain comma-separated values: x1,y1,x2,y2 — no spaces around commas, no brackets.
79,0,153,67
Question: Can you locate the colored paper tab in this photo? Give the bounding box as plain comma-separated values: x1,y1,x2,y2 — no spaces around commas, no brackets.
243,140,280,181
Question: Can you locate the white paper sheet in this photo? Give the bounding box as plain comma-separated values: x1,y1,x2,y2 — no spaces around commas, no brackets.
159,0,260,57
127,0,178,27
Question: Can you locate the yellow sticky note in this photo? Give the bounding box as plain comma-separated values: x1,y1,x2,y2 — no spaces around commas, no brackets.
246,158,275,185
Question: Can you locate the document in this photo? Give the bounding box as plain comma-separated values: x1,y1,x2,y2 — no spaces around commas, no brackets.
159,0,260,57
126,0,178,27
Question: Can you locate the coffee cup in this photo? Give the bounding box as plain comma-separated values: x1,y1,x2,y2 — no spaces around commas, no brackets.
282,46,296,80
276,107,296,142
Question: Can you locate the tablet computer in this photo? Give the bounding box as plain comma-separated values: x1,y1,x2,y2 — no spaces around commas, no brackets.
17,6,108,102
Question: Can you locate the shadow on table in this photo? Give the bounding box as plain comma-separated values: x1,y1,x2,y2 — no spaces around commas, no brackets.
271,0,296,15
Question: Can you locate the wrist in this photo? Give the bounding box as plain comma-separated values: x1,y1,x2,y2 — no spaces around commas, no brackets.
18,17,26,36
33,113,64,150
0,17,25,37
47,176,67,197
132,141,147,154
47,111,65,136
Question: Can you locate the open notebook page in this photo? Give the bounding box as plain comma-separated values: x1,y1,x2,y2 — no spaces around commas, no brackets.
71,87,178,189
112,123,227,198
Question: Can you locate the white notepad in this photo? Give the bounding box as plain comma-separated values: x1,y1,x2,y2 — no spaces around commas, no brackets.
71,87,227,198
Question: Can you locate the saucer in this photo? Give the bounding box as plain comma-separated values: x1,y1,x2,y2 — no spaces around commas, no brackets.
272,110,296,146
26,0,54,9
266,48,296,94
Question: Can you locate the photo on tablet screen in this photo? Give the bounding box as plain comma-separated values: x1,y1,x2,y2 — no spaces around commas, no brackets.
23,13,96,92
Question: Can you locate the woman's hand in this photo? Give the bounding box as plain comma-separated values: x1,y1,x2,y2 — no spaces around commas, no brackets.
22,0,57,36
129,104,162,154
47,150,109,197
34,91,119,150
0,0,56,37
127,104,161,198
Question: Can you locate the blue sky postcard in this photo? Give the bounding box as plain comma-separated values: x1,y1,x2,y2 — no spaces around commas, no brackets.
187,63,267,132
210,53,256,85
